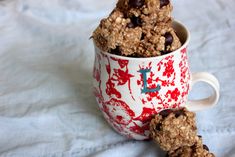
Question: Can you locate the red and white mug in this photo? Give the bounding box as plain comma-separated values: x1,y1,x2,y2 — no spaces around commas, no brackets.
92,21,220,140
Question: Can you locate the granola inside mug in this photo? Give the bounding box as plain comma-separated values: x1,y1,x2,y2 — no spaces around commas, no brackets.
92,21,220,140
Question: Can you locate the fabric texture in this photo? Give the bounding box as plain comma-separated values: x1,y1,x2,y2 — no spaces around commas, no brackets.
0,0,234,156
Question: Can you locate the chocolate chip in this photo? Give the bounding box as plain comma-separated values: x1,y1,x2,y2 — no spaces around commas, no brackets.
110,46,121,55
127,53,141,58
155,123,162,131
160,51,171,55
203,145,209,151
141,33,146,40
191,144,197,153
159,109,173,118
128,0,145,8
164,32,173,47
160,0,170,8
127,16,142,28
174,109,186,118
130,16,142,27
198,135,202,138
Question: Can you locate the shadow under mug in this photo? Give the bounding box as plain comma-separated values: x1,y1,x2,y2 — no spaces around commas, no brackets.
92,20,220,140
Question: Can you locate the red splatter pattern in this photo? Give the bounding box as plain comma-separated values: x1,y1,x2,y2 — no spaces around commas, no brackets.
133,107,156,123
166,88,181,102
105,57,134,99
103,98,135,125
112,69,134,86
93,53,141,138
106,79,122,98
163,59,175,78
179,48,191,100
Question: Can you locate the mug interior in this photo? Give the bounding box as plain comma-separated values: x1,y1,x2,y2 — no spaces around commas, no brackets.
172,21,189,46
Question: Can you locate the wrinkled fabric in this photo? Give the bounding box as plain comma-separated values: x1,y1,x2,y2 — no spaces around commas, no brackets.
0,0,234,157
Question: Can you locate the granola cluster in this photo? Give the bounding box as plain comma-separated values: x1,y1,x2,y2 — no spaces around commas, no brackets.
168,137,215,157
150,108,198,152
92,0,182,57
150,108,215,157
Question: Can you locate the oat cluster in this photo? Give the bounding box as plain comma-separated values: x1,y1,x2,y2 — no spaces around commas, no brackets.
93,0,182,57
168,138,215,157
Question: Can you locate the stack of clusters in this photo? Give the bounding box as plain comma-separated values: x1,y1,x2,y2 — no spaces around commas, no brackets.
93,0,182,57
150,108,215,157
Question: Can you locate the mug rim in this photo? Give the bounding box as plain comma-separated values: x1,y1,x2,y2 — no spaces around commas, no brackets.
94,20,190,61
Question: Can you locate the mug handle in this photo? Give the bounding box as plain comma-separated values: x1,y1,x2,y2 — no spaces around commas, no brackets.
187,72,220,111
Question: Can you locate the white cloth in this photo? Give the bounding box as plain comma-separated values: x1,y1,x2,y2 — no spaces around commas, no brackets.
0,0,234,156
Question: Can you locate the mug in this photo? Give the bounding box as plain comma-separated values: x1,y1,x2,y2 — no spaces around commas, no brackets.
92,20,220,140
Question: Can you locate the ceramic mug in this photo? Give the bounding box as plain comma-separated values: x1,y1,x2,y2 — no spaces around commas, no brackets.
92,20,220,140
